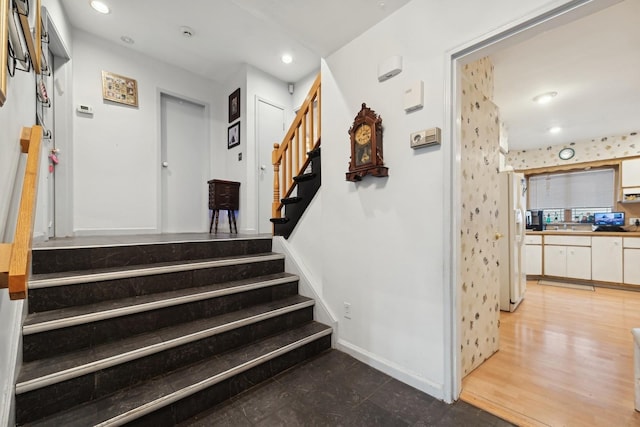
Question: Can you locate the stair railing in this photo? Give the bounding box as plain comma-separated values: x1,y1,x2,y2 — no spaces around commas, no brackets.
272,73,321,221
0,125,43,300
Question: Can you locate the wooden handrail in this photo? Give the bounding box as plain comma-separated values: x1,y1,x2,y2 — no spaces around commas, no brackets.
272,73,321,220
0,125,43,300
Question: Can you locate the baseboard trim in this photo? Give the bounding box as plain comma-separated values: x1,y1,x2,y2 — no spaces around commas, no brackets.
336,339,444,401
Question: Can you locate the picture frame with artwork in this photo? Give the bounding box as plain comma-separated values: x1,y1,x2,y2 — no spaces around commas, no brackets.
228,88,240,122
228,122,240,149
101,70,139,107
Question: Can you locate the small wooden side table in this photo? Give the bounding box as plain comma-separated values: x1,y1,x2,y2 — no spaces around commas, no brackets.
208,179,240,233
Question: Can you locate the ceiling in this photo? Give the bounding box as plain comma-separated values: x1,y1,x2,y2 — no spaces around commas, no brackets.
58,0,411,83
57,1,639,152
491,0,640,151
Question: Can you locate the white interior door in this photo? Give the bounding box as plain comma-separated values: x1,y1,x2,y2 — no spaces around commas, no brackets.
256,98,285,234
160,94,208,233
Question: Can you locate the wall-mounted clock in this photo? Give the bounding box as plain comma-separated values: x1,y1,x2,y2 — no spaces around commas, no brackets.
346,103,388,182
559,147,575,160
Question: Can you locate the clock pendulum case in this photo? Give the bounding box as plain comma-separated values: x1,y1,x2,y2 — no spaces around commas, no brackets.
346,103,389,182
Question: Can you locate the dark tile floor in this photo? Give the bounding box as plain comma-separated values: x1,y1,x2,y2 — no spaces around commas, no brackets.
180,349,514,427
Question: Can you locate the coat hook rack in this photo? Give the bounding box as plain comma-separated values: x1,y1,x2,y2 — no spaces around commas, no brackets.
8,7,30,73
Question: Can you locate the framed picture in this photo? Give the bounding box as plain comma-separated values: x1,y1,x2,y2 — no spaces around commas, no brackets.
228,122,240,149
228,88,240,122
0,0,9,106
101,71,139,107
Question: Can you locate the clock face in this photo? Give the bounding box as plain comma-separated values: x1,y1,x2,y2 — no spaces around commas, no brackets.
355,124,372,145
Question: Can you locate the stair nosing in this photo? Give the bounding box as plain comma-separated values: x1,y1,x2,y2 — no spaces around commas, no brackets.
94,327,332,427
23,273,299,335
28,253,285,289
32,235,272,251
16,299,315,395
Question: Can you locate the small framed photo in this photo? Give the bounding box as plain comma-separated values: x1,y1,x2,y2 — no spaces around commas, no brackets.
228,122,240,149
228,88,240,122
102,71,138,107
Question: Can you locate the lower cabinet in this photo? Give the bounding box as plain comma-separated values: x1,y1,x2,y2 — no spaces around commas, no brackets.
592,236,622,283
543,235,591,280
623,238,640,286
525,235,542,275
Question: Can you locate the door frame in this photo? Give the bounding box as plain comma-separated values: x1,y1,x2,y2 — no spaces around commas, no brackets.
443,0,622,402
254,96,286,234
156,88,211,233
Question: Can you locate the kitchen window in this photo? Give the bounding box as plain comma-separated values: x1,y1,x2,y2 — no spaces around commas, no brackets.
528,168,615,210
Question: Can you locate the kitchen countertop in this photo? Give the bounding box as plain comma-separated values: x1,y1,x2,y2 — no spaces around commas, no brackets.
527,230,640,237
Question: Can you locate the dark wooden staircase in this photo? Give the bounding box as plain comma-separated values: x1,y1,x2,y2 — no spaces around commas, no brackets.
15,236,331,426
270,147,321,239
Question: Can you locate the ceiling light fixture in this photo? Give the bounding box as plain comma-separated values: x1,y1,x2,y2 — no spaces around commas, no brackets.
90,1,110,14
281,54,293,64
549,126,562,134
533,91,557,104
120,36,134,44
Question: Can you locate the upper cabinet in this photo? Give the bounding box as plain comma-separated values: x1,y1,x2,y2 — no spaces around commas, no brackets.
621,158,640,202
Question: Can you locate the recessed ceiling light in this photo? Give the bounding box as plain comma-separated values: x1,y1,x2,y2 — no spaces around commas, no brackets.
180,26,194,38
90,1,110,14
533,91,557,104
120,36,134,44
549,126,562,134
281,54,293,64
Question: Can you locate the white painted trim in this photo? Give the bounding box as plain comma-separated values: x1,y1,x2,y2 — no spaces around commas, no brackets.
444,0,621,403
272,236,338,345
73,227,159,236
336,339,444,400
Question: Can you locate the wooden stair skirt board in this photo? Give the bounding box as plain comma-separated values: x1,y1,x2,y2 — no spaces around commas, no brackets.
271,147,321,239
15,237,331,426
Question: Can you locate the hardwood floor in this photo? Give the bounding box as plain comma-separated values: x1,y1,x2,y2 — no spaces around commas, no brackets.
461,281,640,427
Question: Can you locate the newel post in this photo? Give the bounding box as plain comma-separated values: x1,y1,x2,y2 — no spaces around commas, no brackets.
272,143,281,219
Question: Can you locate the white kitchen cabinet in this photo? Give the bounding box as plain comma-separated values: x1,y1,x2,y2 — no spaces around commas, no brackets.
621,158,640,188
525,235,542,275
566,246,591,280
544,245,566,277
543,235,591,280
592,236,623,283
623,238,640,286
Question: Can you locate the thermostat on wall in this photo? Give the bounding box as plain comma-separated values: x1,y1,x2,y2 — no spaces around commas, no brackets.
77,104,93,115
410,127,441,149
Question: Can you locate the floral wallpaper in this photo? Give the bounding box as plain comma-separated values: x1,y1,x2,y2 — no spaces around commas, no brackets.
507,132,640,170
460,57,501,376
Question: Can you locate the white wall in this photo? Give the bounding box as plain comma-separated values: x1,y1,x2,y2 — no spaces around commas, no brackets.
1,1,71,423
314,0,575,400
71,30,224,235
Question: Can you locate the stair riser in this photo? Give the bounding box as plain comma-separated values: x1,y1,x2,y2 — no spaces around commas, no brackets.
128,336,331,427
16,308,315,425
28,259,285,313
32,239,272,275
23,282,298,362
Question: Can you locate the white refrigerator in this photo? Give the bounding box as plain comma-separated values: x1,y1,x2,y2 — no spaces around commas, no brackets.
499,171,527,312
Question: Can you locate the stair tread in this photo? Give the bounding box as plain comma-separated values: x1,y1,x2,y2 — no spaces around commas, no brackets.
26,321,332,427
293,172,316,182
29,252,285,288
17,293,314,391
23,272,299,333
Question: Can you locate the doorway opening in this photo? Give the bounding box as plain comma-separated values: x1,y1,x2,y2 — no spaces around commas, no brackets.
448,0,627,407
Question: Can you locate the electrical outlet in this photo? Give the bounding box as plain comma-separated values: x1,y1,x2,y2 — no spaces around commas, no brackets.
630,217,640,226
343,302,351,319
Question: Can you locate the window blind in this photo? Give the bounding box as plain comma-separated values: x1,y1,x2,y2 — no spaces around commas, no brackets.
528,168,614,209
